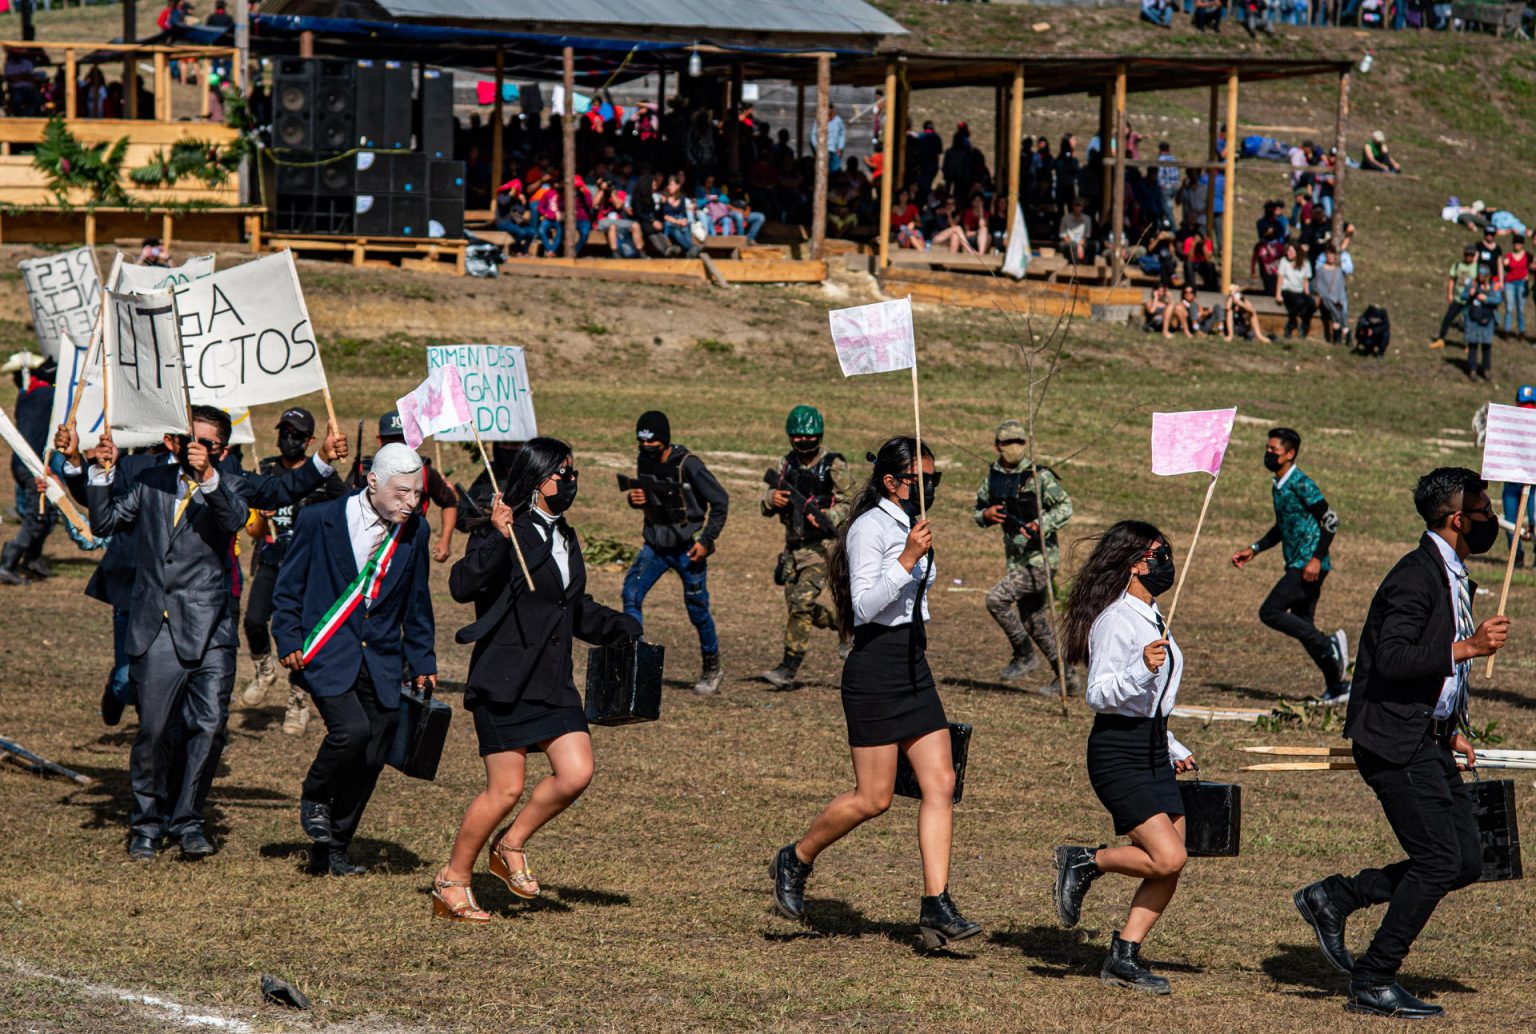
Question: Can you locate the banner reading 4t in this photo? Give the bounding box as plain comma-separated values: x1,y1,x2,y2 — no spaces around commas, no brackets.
172,250,330,409
20,246,103,361
106,289,192,440
426,344,538,441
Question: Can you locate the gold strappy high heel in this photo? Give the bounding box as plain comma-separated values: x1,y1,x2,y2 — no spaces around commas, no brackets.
432,870,491,923
488,828,540,899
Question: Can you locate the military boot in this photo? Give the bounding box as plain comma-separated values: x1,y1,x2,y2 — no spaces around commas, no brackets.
917,889,983,950
1000,647,1042,683
241,653,279,707
23,555,53,580
1036,664,1083,698
693,651,723,696
0,542,24,586
282,688,311,735
761,650,804,691
1101,932,1171,994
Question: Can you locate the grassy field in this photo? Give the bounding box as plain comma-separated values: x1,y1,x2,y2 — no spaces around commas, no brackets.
3,5,1536,1033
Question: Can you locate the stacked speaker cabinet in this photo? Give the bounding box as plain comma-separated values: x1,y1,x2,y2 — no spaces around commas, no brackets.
417,69,454,160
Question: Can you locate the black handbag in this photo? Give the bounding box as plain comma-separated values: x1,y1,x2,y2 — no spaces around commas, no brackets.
895,722,972,804
584,639,664,726
1179,779,1241,857
1470,777,1523,882
387,679,452,781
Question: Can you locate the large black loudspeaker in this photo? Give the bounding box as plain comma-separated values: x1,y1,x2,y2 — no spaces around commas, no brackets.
354,151,394,194
273,57,316,151
354,194,427,237
390,153,426,195
417,69,453,159
316,158,352,196
354,194,391,236
428,199,464,239
356,59,413,151
314,59,356,151
276,163,316,196
429,159,465,199
276,195,352,235
393,194,426,237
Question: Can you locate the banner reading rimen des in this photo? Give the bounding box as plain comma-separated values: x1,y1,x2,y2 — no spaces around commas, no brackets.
425,345,538,442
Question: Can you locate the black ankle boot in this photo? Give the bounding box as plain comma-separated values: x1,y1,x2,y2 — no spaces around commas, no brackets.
770,843,813,920
917,888,982,950
761,650,804,691
1053,844,1103,928
1101,932,1171,994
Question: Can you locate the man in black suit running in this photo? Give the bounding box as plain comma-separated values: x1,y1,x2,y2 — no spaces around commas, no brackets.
1293,467,1509,1019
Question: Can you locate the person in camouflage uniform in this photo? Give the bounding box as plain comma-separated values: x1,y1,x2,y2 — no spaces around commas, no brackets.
974,418,1079,693
759,405,853,690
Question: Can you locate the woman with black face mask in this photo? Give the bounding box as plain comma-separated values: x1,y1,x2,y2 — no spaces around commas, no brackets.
1052,520,1197,996
434,436,640,923
770,436,983,951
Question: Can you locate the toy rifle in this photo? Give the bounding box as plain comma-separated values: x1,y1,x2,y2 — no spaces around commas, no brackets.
345,419,365,490
1000,492,1043,543
763,467,831,541
617,473,687,525
0,736,93,785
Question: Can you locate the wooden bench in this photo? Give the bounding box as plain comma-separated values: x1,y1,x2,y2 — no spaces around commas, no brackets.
1452,1,1527,36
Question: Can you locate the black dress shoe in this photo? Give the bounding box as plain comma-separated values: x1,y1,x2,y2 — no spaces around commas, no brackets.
299,799,333,844
1294,881,1354,974
770,842,813,920
1054,844,1102,929
1101,932,1171,994
318,845,367,876
179,830,216,859
100,680,125,727
128,834,160,860
1345,980,1444,1018
917,889,982,950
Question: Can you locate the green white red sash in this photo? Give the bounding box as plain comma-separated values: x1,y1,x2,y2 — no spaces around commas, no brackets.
300,522,403,664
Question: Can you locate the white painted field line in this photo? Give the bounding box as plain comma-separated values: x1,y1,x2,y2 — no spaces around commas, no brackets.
1,958,253,1033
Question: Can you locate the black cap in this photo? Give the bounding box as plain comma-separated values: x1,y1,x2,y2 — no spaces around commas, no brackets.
635,410,670,445
379,410,403,437
276,407,315,437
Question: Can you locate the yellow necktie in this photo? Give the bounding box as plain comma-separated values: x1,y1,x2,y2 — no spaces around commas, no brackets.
172,476,199,528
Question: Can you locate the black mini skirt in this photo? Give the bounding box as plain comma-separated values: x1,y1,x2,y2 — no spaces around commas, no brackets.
1086,713,1185,836
839,622,948,748
470,694,589,757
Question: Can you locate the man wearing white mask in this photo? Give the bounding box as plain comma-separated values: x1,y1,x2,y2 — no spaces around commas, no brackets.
272,443,437,876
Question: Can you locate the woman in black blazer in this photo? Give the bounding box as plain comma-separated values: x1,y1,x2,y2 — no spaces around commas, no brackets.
432,437,640,923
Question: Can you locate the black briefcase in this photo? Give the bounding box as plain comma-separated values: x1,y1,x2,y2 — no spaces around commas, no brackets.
895,722,972,804
1179,779,1241,857
1470,778,1523,882
387,680,452,781
584,639,664,726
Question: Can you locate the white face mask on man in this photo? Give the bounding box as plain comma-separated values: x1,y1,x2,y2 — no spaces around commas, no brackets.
366,442,424,523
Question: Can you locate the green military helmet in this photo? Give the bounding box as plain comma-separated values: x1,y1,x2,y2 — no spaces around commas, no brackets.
995,418,1028,443
786,404,825,437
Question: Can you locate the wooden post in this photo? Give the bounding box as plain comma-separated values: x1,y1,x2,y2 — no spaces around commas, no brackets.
656,68,666,122
299,31,315,58
1109,65,1127,284
1099,83,1113,213
811,54,830,258
161,213,174,251
727,62,743,178
65,50,77,118
492,47,505,199
1206,84,1219,237
200,59,211,118
562,46,577,260
1007,63,1024,238
993,83,1006,189
123,1,138,121
1219,68,1239,293
894,66,909,188
1332,70,1350,240
877,61,898,271
795,84,806,157
154,52,168,121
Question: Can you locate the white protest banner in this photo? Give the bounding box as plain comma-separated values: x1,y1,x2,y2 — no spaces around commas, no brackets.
116,253,217,293
20,246,103,361
0,407,94,542
106,289,192,440
397,364,473,449
827,297,916,377
426,345,538,442
1480,403,1536,484
171,250,329,411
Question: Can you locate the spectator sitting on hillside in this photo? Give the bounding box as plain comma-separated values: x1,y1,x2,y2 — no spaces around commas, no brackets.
1177,216,1217,291
1238,0,1275,36
892,186,926,250
1059,198,1095,264
1223,284,1272,342
1355,304,1390,357
727,185,766,244
1193,0,1225,30
1166,285,1214,339
494,178,538,254
1143,285,1174,332
1361,130,1401,174
1141,0,1175,26
1256,199,1289,243
593,180,644,258
1277,242,1316,339
1252,225,1285,296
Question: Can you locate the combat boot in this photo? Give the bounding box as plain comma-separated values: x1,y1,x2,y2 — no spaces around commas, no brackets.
917,889,982,950
23,556,53,580
761,650,804,691
693,651,723,696
1036,664,1083,698
1000,647,1042,683
0,543,24,586
282,688,311,735
1101,932,1171,994
241,653,279,707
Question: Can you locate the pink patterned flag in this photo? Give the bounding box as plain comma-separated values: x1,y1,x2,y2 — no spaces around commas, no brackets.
828,297,916,376
1150,408,1238,477
1482,403,1536,484
396,364,472,450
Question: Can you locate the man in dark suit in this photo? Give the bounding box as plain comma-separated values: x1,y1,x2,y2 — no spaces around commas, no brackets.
0,351,57,584
1293,467,1509,1019
272,443,436,876
81,406,348,859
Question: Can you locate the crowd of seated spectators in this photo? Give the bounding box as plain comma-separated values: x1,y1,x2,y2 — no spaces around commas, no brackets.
1140,0,1499,32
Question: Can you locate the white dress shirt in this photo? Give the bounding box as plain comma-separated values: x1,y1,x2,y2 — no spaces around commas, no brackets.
346,490,391,606
1085,591,1191,762
530,506,571,588
846,498,933,627
1424,531,1470,720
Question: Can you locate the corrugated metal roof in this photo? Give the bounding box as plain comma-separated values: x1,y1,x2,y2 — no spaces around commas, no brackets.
371,0,907,37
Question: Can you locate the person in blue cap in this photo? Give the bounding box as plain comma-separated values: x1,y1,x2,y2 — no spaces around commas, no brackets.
1502,385,1536,567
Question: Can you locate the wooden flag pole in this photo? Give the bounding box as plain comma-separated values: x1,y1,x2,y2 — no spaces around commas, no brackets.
99,290,112,473
470,424,532,590
911,357,926,523
1485,483,1528,679
1163,474,1218,632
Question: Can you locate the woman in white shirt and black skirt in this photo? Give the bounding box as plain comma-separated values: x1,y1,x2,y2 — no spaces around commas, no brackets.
769,436,982,950
1052,520,1197,993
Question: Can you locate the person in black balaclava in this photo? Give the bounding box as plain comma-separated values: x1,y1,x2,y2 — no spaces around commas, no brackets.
620,410,730,695
240,407,346,734
0,351,58,585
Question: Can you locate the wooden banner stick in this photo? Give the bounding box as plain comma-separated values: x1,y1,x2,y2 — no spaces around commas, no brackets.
1163,473,1218,632
471,424,532,591
99,289,112,473
910,350,925,524
1245,761,1357,771
1240,745,1351,756
1485,482,1528,679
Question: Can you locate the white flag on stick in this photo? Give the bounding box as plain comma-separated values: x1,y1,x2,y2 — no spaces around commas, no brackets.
396,364,473,450
106,289,191,440
0,407,94,543
1480,403,1536,483
1002,202,1031,280
828,297,916,377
